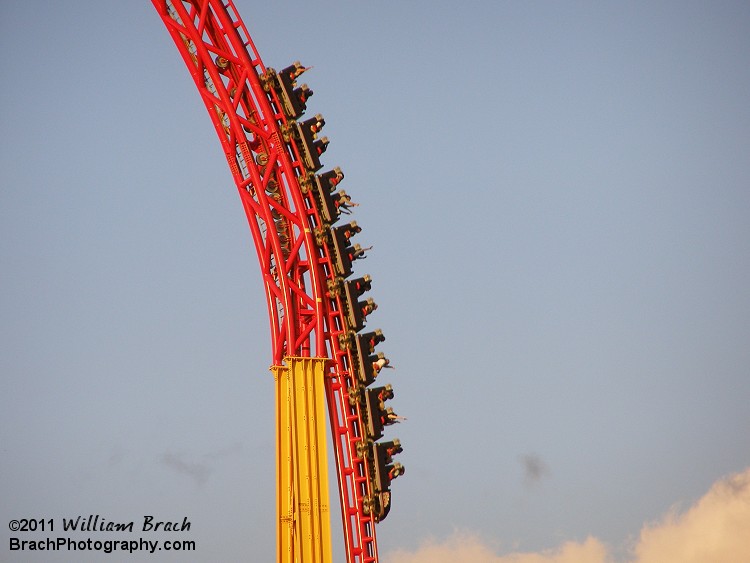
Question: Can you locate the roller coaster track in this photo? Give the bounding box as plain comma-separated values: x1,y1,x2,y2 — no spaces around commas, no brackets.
151,2,404,561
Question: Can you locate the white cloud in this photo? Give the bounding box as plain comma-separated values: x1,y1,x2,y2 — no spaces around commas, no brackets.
384,467,750,563
632,467,750,563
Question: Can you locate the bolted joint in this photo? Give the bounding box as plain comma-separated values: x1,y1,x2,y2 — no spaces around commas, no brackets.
215,56,230,70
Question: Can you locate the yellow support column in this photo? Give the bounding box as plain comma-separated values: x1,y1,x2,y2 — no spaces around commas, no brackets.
272,357,333,563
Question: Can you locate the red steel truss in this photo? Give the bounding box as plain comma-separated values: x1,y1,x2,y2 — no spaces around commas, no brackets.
151,1,404,561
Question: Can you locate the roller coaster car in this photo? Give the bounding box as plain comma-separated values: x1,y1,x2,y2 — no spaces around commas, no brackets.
329,228,366,277
364,385,395,440
356,350,388,386
343,279,376,332
363,438,403,522
371,440,404,492
364,385,398,440
306,168,344,223
291,120,328,172
353,330,386,384
317,189,353,224
330,221,365,278
263,62,313,120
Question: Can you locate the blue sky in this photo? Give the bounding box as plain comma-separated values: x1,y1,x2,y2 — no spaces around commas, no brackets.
2,1,749,561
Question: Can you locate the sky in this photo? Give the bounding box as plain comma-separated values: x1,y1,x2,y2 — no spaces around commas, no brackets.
1,1,749,562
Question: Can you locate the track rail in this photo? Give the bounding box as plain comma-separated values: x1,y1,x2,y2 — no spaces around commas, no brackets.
151,2,404,561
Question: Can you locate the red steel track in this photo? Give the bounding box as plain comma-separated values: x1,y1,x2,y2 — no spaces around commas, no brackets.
151,1,403,561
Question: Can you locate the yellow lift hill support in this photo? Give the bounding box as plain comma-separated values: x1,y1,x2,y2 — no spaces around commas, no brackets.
272,357,333,563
